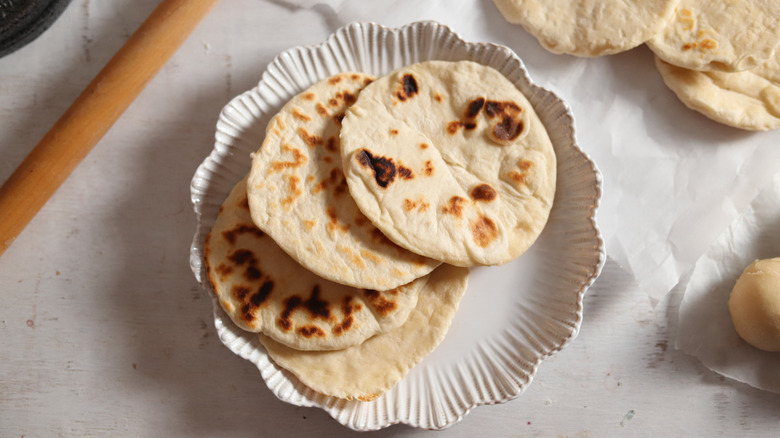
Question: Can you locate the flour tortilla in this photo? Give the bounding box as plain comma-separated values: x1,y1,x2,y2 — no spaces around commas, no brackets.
339,61,556,267
259,263,469,401
492,0,677,57
247,72,439,290
205,177,426,351
655,54,780,131
647,0,780,72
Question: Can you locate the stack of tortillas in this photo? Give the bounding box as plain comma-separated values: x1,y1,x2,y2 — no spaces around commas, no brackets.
493,0,780,131
203,60,557,401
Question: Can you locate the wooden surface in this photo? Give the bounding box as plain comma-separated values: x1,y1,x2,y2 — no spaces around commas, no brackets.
0,0,220,255
2,0,780,436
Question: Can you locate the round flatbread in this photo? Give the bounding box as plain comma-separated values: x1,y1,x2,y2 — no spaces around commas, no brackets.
339,60,556,267
247,72,439,290
492,0,678,57
205,177,427,351
259,263,469,401
655,54,780,131
647,0,780,72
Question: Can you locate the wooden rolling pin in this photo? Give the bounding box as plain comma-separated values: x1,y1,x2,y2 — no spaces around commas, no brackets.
0,0,221,257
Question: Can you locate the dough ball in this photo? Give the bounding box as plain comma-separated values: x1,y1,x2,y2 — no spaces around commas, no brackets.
728,258,780,352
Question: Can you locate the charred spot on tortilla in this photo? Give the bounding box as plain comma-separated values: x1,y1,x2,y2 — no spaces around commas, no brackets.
357,149,400,188
470,184,497,202
484,100,525,143
466,97,485,118
396,74,419,101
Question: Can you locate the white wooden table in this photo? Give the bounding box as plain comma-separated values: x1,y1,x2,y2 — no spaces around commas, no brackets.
2,1,780,435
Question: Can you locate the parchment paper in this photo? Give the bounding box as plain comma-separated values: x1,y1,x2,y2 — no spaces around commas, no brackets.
676,171,780,393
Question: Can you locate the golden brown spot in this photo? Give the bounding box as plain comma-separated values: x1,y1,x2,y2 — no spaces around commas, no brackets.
357,394,380,402
329,75,343,85
297,325,325,337
323,156,333,164
442,196,467,217
700,39,717,50
470,184,497,202
326,207,350,234
507,171,526,185
333,113,345,126
472,215,498,248
434,93,443,103
303,92,316,101
363,289,397,317
420,143,429,150
328,98,339,107
682,42,697,51
363,78,374,86
337,244,365,268
403,197,430,213
298,127,323,147
316,103,329,116
423,160,434,176
281,175,302,207
390,129,399,136
292,109,311,122
350,74,361,81
269,146,307,172
304,220,316,231
360,250,383,264
277,117,286,131
518,159,533,170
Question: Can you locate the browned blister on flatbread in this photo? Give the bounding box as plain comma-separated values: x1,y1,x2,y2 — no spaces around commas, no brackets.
247,73,440,290
340,61,556,267
205,177,427,351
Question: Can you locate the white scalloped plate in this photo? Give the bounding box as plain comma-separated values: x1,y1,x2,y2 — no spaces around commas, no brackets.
190,21,604,431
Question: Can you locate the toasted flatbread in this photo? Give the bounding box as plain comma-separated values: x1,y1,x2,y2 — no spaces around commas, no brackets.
647,0,780,72
205,177,426,351
259,263,469,401
339,60,556,267
247,72,439,290
493,0,678,57
655,54,780,131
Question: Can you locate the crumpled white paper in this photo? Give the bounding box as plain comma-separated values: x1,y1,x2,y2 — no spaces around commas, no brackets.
270,0,780,299
676,170,780,393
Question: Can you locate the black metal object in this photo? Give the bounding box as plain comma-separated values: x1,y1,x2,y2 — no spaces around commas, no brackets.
0,0,73,58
